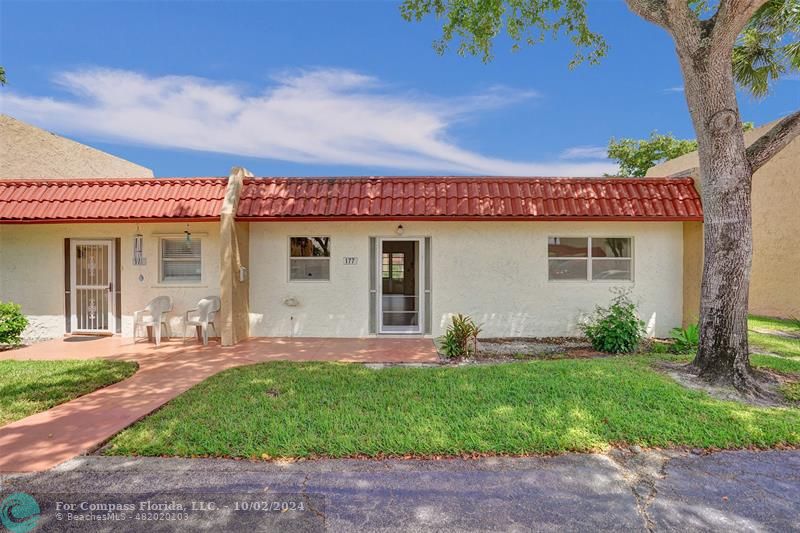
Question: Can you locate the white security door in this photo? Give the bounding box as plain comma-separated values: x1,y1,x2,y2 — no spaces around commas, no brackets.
71,240,115,333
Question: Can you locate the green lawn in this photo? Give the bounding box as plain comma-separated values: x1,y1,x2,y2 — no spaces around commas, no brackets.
748,315,800,358
749,315,800,334
750,354,800,374
105,356,800,459
0,359,138,426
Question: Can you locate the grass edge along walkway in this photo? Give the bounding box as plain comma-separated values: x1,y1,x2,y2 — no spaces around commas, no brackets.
0,359,138,426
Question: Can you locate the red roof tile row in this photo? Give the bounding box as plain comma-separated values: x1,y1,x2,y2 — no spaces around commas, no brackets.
0,178,228,222
237,177,703,221
0,176,703,223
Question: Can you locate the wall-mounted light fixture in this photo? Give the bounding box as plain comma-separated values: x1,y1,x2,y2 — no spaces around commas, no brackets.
133,225,146,266
396,224,404,236
184,224,192,248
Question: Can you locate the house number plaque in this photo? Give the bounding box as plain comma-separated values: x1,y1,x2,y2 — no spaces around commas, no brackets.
343,256,358,265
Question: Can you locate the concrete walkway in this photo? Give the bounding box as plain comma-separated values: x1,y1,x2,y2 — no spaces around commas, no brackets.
0,336,438,473
2,449,798,531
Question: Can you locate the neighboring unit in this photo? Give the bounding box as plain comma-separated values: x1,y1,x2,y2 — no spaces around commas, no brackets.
647,118,800,319
0,114,153,179
0,171,702,344
0,178,227,342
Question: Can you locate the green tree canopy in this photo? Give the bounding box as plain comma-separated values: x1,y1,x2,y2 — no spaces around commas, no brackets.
401,0,800,97
608,123,754,176
607,133,698,177
734,1,800,97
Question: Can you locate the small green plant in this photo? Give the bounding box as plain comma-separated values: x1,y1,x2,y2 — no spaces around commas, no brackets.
0,301,28,346
440,314,481,358
580,290,645,354
779,382,800,403
670,323,700,354
647,340,671,354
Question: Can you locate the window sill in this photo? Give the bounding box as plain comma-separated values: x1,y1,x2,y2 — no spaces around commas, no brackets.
152,283,208,288
547,279,635,284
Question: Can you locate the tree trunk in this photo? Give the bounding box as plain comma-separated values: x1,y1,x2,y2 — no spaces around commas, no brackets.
675,37,759,392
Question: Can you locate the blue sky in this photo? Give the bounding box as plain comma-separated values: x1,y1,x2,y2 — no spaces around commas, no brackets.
1,1,797,177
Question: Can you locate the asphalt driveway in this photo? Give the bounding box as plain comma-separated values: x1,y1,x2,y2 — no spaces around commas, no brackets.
1,448,798,532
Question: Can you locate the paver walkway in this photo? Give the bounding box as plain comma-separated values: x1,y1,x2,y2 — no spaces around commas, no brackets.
0,336,438,473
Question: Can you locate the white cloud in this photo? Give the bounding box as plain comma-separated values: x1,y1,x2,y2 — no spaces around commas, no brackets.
664,86,684,93
0,67,617,176
560,145,608,160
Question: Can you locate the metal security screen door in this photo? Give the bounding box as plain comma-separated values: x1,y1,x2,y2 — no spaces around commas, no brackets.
71,240,115,333
377,238,424,334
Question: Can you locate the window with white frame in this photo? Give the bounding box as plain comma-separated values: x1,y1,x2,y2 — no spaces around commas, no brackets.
548,237,632,281
382,252,405,280
159,238,202,283
289,237,331,281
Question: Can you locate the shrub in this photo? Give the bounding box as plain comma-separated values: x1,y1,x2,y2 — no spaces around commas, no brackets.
670,323,700,354
0,301,28,346
440,314,481,358
580,290,645,354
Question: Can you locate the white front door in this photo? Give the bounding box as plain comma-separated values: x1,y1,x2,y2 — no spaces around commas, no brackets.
377,237,424,334
71,240,115,333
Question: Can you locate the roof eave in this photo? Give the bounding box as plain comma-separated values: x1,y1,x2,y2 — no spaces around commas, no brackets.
235,215,704,222
0,216,221,225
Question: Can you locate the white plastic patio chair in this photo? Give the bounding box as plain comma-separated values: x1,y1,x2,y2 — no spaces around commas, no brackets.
133,296,173,346
184,296,220,345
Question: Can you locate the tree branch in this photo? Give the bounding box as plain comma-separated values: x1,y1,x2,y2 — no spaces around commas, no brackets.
712,0,770,48
624,0,670,29
665,0,695,23
747,110,800,172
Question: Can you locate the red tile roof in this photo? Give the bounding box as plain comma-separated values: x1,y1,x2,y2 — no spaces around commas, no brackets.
237,176,703,221
0,178,228,222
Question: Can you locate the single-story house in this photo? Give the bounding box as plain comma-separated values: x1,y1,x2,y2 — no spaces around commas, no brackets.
0,169,703,344
647,118,799,319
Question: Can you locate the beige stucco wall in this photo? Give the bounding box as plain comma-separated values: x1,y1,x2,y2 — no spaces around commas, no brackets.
648,121,800,318
0,222,220,342
682,222,703,326
0,114,153,178
248,221,684,338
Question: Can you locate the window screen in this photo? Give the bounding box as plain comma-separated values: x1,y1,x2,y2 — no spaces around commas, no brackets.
160,238,202,283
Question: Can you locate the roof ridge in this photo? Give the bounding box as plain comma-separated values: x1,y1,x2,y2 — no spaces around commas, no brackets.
241,176,696,182
0,177,228,185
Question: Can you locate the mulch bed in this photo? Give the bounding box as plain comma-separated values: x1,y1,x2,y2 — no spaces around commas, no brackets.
442,337,608,362
0,345,25,352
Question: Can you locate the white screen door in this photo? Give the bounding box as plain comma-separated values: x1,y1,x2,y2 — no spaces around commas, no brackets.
71,240,115,333
377,238,424,334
